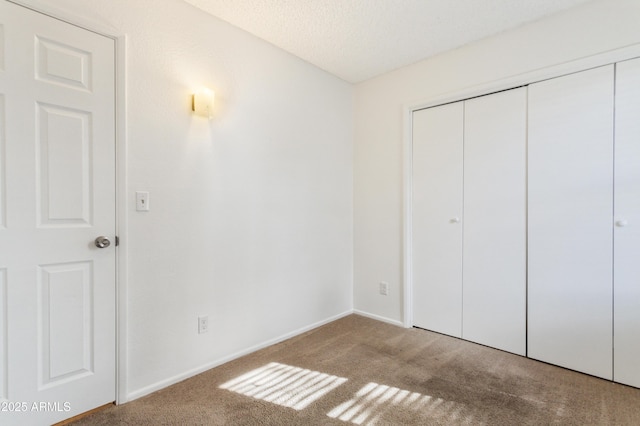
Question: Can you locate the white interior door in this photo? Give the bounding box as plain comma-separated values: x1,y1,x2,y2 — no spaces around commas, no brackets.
462,88,527,356
528,65,614,379
0,1,116,424
613,57,640,388
412,102,464,337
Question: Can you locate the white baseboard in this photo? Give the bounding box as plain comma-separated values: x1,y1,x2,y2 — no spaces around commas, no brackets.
352,309,405,327
125,310,353,402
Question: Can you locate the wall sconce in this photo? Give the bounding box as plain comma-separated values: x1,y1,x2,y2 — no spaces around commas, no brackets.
192,88,215,119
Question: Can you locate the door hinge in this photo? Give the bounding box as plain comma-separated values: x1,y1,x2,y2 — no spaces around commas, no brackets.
115,236,120,246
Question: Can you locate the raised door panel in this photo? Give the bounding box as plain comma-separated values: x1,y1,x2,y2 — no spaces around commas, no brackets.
528,65,614,379
412,102,464,337
36,103,92,227
613,57,640,388
462,88,527,356
35,36,91,91
38,262,94,388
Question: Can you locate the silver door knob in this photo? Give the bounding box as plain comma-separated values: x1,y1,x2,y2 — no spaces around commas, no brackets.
615,220,628,228
450,217,461,223
95,236,111,248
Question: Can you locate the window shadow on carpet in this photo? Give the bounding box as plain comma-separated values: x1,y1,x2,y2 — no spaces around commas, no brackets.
327,381,462,425
219,362,348,411
221,362,464,425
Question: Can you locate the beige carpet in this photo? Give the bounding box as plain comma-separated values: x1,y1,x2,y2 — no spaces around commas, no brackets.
73,314,640,425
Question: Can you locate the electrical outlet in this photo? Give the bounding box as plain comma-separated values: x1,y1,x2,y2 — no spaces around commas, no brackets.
198,316,209,334
379,281,389,296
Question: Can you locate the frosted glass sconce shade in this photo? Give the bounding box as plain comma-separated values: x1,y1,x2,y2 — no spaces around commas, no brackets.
192,88,215,119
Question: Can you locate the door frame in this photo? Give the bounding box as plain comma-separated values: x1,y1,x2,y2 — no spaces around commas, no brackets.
402,42,640,329
7,0,129,404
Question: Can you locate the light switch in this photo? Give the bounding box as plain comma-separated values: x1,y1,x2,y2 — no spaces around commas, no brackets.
136,191,149,211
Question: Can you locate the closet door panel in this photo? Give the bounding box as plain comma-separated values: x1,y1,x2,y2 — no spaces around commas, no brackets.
412,103,464,337
614,57,640,388
528,65,614,379
462,88,527,355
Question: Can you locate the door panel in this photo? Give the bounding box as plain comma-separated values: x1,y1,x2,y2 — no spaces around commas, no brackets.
37,103,92,226
462,88,527,355
39,261,93,386
0,1,115,424
35,36,92,91
412,102,464,337
528,65,614,379
613,57,640,388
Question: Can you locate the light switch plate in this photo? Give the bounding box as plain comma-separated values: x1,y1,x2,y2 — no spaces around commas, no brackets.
136,191,149,211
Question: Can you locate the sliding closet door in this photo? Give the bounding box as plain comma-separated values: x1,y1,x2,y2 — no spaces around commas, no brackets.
614,58,640,388
528,65,614,379
413,103,464,337
462,88,527,355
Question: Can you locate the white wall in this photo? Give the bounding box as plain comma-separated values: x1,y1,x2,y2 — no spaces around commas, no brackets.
353,0,640,323
24,0,354,400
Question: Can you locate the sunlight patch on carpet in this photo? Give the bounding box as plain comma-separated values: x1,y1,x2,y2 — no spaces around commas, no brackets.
219,362,348,410
327,382,463,425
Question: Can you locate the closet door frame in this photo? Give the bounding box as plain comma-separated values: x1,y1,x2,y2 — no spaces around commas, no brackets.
403,44,640,328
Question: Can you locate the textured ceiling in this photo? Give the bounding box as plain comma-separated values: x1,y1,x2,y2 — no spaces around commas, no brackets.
183,0,594,83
